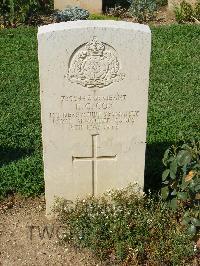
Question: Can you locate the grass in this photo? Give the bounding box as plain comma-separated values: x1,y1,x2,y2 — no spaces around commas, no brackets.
89,14,119,20
0,27,43,197
0,24,200,197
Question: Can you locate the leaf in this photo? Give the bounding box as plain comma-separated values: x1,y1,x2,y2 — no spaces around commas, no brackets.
170,198,177,210
170,160,177,179
182,216,190,225
181,177,189,190
195,193,200,200
189,180,196,189
194,185,200,193
181,144,190,150
168,156,175,162
170,170,176,180
162,169,170,181
163,148,170,163
177,192,188,200
171,190,177,196
170,160,177,175
191,218,200,227
183,211,190,219
163,180,169,185
192,163,200,169
185,171,196,182
193,209,200,218
177,150,192,166
187,224,197,235
182,164,187,175
163,149,172,166
161,186,169,200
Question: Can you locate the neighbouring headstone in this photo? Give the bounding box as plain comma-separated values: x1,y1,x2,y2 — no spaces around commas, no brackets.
38,21,151,215
54,0,102,14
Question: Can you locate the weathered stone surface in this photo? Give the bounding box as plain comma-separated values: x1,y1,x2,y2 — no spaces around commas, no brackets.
54,0,102,14
38,21,151,215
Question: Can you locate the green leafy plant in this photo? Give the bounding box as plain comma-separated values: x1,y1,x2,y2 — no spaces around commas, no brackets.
55,186,196,264
174,0,198,23
106,5,129,18
161,139,200,235
156,0,168,7
103,0,131,10
0,0,14,26
0,0,53,26
129,0,157,22
54,6,90,22
194,0,200,20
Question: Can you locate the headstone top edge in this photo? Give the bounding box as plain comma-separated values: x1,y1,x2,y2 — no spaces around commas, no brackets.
38,21,151,36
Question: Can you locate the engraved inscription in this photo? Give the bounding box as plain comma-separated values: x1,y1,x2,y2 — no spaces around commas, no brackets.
73,134,117,196
68,37,125,89
49,93,140,131
50,110,139,131
61,94,127,111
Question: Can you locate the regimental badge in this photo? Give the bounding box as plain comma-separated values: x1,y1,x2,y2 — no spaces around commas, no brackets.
67,37,125,89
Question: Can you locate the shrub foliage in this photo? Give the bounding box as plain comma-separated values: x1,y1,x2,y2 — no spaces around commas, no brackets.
161,139,200,235
55,186,196,265
54,7,90,22
0,0,53,26
174,0,200,23
129,0,157,22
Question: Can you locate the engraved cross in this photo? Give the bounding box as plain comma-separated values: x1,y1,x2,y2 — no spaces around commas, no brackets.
72,134,117,196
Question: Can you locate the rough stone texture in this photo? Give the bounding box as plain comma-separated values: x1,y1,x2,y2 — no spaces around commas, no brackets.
54,0,102,14
38,21,151,215
168,0,197,11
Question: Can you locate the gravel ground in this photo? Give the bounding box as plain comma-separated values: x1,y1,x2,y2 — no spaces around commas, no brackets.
0,196,99,266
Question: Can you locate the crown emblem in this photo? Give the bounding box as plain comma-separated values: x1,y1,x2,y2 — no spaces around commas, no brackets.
67,37,125,89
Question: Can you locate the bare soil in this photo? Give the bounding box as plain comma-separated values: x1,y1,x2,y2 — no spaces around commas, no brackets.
0,196,100,266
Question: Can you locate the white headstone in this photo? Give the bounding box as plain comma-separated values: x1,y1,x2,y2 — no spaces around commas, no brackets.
38,21,151,215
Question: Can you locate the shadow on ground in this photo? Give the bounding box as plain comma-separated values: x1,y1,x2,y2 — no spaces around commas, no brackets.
0,141,182,195
0,146,34,167
144,141,173,193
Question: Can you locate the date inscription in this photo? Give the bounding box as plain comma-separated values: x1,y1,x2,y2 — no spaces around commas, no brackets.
49,93,140,131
